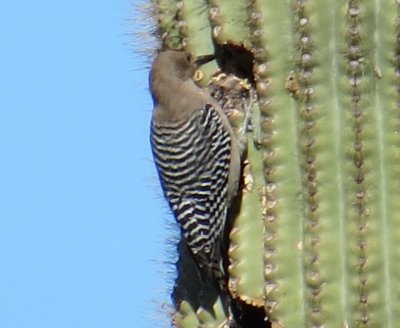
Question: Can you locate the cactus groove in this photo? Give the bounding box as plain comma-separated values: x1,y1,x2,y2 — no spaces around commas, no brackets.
149,0,400,326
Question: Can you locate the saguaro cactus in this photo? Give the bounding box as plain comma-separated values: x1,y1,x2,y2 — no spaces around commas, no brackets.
149,0,400,327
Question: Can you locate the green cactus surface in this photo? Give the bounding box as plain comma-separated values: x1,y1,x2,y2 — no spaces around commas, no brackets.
149,0,400,327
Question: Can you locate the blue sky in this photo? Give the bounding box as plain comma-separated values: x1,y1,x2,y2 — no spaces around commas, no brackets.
0,1,173,327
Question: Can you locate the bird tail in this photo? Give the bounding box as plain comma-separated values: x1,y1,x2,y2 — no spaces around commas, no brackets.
193,240,228,294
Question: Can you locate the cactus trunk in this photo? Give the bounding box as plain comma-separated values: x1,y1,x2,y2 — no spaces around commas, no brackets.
150,0,400,326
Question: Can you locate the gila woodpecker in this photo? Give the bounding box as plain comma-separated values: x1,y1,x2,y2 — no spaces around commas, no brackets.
149,50,241,288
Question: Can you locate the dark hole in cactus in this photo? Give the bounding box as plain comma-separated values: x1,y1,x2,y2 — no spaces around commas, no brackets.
232,300,271,328
215,44,255,83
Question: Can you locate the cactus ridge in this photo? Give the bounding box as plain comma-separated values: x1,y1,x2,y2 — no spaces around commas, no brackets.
292,3,324,326
345,2,371,325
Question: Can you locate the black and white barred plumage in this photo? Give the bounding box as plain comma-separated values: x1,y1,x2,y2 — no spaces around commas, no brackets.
149,50,240,287
151,103,231,254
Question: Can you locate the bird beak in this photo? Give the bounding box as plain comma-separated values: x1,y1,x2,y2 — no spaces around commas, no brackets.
193,54,215,67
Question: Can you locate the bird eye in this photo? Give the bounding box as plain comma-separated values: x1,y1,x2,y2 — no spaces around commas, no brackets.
185,54,191,62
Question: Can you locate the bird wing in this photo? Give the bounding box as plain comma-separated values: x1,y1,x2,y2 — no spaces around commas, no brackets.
151,103,232,254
